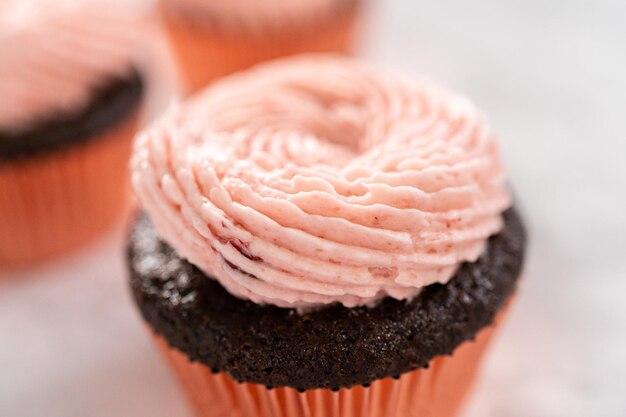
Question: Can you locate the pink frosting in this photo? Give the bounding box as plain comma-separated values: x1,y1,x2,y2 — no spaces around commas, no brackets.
161,0,348,31
0,0,144,132
132,55,511,309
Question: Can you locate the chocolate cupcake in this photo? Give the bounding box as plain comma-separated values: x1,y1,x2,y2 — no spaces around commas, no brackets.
127,56,526,417
0,0,146,265
158,0,364,93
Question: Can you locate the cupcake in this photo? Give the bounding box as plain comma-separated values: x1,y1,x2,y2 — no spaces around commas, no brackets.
0,0,146,265
128,56,526,417
158,0,364,94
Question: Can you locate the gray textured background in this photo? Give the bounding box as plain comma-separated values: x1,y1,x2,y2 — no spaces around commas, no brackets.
1,1,625,416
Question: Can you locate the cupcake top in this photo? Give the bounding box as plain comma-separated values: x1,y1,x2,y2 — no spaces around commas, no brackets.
0,0,144,132
161,0,354,31
132,55,510,309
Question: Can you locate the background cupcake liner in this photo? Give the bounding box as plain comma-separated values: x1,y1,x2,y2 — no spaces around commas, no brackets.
159,3,362,93
153,305,511,417
0,113,141,266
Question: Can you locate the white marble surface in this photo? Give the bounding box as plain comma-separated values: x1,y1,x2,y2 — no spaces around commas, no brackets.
1,0,626,416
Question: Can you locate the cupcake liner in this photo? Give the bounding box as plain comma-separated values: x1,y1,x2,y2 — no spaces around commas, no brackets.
159,4,362,93
153,305,510,417
0,112,141,265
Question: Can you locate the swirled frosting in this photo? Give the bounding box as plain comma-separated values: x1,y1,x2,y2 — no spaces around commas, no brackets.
132,55,511,309
161,0,352,31
0,0,144,132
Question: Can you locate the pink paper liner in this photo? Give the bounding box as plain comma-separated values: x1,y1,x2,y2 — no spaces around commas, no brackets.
154,304,511,417
159,2,363,94
0,112,141,265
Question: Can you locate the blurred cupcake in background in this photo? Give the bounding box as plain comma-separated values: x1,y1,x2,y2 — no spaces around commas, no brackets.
128,56,526,417
158,0,365,93
0,0,147,265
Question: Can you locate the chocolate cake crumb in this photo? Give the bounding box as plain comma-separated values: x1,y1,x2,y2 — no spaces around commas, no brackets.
128,208,526,390
0,69,143,160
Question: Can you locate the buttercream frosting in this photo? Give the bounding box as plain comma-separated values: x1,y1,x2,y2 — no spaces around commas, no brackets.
132,55,511,309
0,0,144,132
